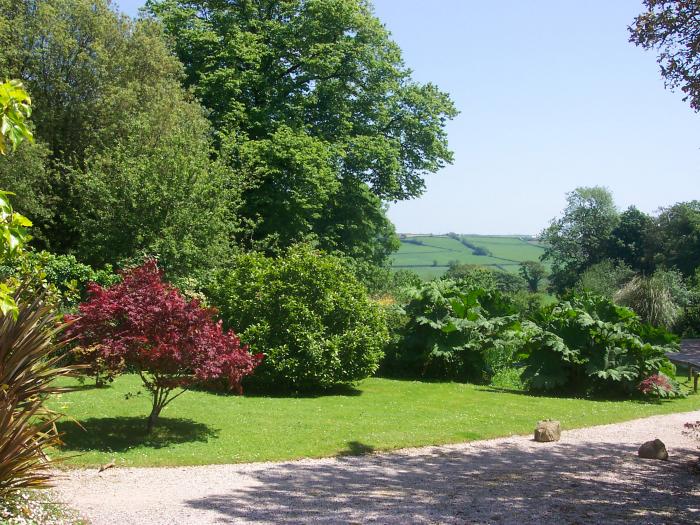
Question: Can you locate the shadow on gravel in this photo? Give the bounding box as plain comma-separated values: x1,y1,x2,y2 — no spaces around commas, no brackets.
185,440,700,524
56,416,218,452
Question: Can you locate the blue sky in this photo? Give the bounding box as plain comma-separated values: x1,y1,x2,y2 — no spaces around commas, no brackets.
117,0,699,235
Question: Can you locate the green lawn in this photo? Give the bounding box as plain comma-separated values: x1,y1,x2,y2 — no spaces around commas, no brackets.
49,374,700,468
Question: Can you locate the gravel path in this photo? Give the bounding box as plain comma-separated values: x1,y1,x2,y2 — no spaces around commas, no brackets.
55,411,700,524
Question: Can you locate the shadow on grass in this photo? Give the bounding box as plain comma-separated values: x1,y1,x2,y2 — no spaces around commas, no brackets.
339,441,376,457
56,416,218,453
191,381,364,399
244,383,364,399
479,385,696,404
66,382,113,392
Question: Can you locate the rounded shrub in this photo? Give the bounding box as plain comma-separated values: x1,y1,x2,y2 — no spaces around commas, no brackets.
208,245,388,391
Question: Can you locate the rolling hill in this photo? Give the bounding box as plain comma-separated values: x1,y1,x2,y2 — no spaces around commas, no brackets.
391,234,546,279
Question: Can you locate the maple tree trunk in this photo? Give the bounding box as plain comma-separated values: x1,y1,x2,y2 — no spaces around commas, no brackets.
146,403,163,433
146,387,169,433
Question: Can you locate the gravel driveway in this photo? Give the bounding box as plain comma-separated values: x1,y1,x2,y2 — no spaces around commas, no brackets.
55,411,700,524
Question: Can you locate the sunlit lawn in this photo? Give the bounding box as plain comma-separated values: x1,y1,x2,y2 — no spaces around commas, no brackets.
49,373,700,468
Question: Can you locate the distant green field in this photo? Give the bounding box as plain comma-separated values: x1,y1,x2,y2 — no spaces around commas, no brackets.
391,234,546,278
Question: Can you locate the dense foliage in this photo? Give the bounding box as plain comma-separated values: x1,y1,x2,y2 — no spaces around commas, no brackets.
541,187,619,293
0,0,459,276
66,261,262,431
0,0,244,277
147,0,456,263
444,263,527,293
606,206,654,272
382,279,525,382
576,260,635,299
544,191,700,290
208,246,387,391
0,251,118,309
522,293,679,396
652,201,700,277
518,260,547,293
541,186,700,335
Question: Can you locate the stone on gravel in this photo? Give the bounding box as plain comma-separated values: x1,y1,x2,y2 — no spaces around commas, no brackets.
638,438,668,460
534,420,561,442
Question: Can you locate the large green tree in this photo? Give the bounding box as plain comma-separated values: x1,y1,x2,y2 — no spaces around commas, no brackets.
147,0,456,262
541,187,619,293
630,0,700,111
519,260,547,293
72,79,239,279
606,206,655,273
0,0,240,277
651,201,700,276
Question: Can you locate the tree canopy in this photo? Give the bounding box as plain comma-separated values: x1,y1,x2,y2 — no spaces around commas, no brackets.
0,0,242,277
630,0,700,111
606,206,655,272
0,0,455,272
540,187,619,293
652,201,700,277
148,0,457,199
147,0,456,262
541,186,700,301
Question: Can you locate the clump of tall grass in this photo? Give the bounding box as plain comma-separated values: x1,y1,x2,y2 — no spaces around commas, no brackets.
614,270,688,329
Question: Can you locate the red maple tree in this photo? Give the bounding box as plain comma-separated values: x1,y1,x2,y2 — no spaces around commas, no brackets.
66,260,262,431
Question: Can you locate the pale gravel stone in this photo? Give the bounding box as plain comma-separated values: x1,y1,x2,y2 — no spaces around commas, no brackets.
53,411,700,524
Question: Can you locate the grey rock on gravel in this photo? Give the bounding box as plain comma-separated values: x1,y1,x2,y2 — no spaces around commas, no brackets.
534,420,561,442
638,438,669,460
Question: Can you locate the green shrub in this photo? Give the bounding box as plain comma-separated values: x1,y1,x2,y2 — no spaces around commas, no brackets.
0,251,118,308
341,259,421,301
522,292,679,396
577,260,634,298
490,367,525,390
208,245,388,391
445,264,496,287
509,290,550,320
445,264,527,294
382,279,524,382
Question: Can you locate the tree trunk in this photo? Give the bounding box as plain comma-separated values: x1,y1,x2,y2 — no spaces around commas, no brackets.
146,403,162,433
